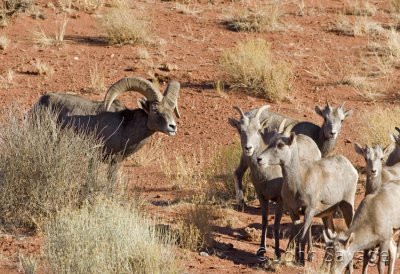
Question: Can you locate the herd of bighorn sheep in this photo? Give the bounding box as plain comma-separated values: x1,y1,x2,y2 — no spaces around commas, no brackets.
29,76,400,273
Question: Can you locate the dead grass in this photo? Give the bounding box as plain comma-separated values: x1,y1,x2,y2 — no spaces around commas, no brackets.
33,60,54,76
330,14,383,37
130,137,164,167
45,198,182,274
100,7,151,45
213,80,227,98
88,63,106,94
0,108,123,228
58,0,104,13
0,69,14,89
358,107,400,146
0,35,10,50
344,0,376,16
391,0,400,13
19,254,37,274
159,149,208,190
220,39,292,101
32,13,68,47
174,2,202,15
223,3,283,32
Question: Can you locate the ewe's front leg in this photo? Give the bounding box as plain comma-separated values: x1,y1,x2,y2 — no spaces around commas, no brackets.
257,198,269,262
301,208,316,265
233,155,248,211
273,201,283,261
388,239,397,274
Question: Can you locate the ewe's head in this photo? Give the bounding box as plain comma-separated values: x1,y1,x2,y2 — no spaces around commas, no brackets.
228,105,270,157
256,132,296,167
315,103,353,140
104,77,180,136
323,230,354,274
355,143,383,178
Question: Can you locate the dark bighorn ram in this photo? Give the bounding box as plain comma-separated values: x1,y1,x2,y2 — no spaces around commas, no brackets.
31,77,181,161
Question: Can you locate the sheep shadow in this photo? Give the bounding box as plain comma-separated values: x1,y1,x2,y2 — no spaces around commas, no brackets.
64,35,108,46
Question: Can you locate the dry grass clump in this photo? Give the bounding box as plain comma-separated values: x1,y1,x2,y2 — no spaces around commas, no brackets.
2,0,32,17
207,143,255,202
19,254,38,274
223,3,283,32
87,63,106,94
100,8,151,45
0,35,10,50
358,107,400,146
32,14,68,47
176,198,221,251
0,69,14,89
130,137,163,167
344,0,376,16
45,198,181,274
0,108,122,228
391,0,400,13
33,60,54,76
220,39,292,101
159,149,208,189
58,0,104,13
330,14,383,37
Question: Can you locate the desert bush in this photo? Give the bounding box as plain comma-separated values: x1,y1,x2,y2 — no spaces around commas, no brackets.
159,149,207,189
207,143,255,202
0,69,14,89
223,3,283,32
358,107,400,146
88,62,106,94
345,0,376,16
45,198,181,274
100,8,150,45
130,137,163,167
220,39,292,101
32,13,68,47
0,108,122,228
330,14,383,37
19,254,38,274
391,0,400,13
3,0,32,17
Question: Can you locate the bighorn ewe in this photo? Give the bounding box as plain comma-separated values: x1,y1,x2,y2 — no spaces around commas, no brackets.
229,103,352,209
31,77,180,161
228,105,321,261
291,102,353,157
256,132,358,265
354,143,400,273
324,180,400,274
384,127,400,166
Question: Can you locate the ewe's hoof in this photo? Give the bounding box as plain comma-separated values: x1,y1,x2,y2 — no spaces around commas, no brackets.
257,247,267,262
308,252,315,262
236,201,246,212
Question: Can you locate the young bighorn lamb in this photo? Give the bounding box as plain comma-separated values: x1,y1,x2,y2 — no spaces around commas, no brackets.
324,180,400,274
256,132,358,265
354,143,400,273
230,103,352,209
228,106,321,262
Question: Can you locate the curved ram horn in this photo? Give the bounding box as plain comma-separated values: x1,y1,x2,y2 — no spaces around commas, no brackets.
104,77,162,111
396,127,400,134
278,118,287,134
161,80,181,118
254,105,270,126
233,106,246,119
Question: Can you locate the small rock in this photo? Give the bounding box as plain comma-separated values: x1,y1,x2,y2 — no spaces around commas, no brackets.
74,56,79,60
199,251,209,257
159,63,178,72
154,194,161,198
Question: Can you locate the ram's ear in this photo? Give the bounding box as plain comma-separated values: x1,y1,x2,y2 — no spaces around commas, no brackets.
315,105,324,117
137,98,149,114
228,117,240,131
288,132,296,145
344,109,353,118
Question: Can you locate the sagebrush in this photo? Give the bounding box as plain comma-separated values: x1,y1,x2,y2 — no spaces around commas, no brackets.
45,198,181,274
220,39,292,101
0,108,122,228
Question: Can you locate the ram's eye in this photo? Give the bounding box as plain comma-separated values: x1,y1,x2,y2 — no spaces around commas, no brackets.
336,255,343,261
277,143,285,149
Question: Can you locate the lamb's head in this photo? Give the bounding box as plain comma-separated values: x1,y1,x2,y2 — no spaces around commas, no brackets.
228,105,270,157
104,77,180,135
323,231,355,274
315,102,353,140
354,143,383,178
256,132,296,167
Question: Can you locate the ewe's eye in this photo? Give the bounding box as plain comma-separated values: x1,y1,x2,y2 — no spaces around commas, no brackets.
277,143,285,149
336,254,343,262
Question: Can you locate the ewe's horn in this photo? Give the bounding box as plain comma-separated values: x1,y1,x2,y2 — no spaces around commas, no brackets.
104,77,162,111
396,127,400,134
255,105,270,122
233,106,246,119
161,80,181,118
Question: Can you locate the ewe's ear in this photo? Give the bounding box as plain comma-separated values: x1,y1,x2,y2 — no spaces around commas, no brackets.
137,98,150,114
344,109,353,118
228,117,240,131
354,143,364,156
288,132,296,145
345,233,354,249
315,105,324,117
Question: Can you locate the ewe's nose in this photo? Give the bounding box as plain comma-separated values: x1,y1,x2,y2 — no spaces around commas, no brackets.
330,131,337,138
169,124,177,131
371,169,377,175
257,157,262,164
245,146,253,152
